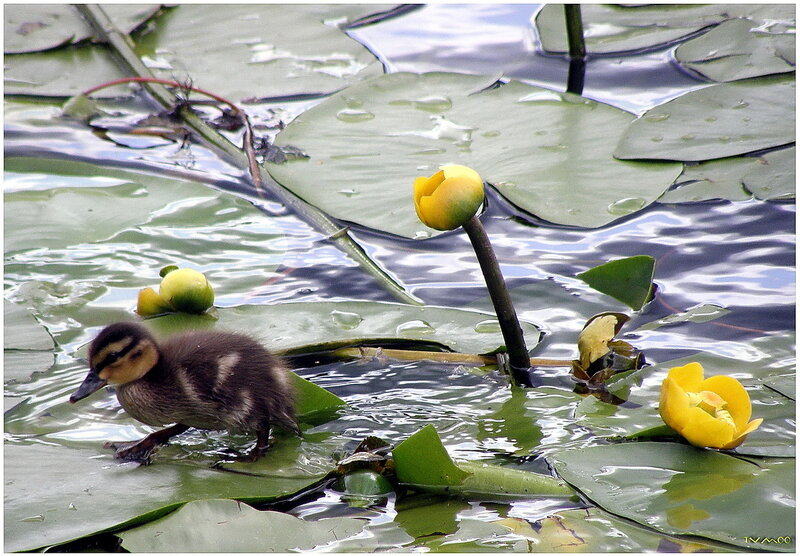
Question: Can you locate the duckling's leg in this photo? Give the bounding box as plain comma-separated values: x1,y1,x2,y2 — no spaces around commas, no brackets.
105,423,191,464
235,426,272,463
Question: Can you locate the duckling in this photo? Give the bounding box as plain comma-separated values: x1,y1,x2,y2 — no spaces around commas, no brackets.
69,322,300,464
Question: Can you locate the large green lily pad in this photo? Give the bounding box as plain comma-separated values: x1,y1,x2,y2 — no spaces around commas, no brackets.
147,300,542,356
5,5,386,98
267,72,681,236
615,75,795,162
4,441,330,552
534,4,796,55
675,17,795,83
118,499,366,552
552,443,795,551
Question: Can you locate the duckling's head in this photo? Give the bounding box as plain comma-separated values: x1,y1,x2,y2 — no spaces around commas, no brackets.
69,322,160,404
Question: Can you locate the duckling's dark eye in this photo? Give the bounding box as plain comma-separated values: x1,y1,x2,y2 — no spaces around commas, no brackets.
129,349,142,360
108,351,121,361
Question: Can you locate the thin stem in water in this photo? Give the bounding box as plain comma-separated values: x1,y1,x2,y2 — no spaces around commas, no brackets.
462,215,530,381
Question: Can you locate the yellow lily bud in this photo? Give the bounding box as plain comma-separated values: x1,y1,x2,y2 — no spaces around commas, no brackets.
136,287,174,317
159,268,215,314
659,362,763,450
413,164,484,231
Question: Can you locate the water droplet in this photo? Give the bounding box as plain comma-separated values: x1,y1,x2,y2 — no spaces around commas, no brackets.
534,130,548,136
650,135,664,143
336,109,374,123
645,112,670,122
681,134,696,141
344,97,364,109
412,148,447,156
413,95,452,112
20,515,45,522
539,144,568,153
414,230,432,239
705,116,718,123
331,310,363,330
338,189,359,197
474,319,501,333
482,130,501,138
718,135,731,143
608,197,647,215
732,100,749,109
396,320,435,335
68,503,77,511
496,181,516,188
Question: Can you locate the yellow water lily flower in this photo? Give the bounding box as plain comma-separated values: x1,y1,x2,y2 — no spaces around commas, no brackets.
659,362,763,450
159,268,215,314
413,164,484,231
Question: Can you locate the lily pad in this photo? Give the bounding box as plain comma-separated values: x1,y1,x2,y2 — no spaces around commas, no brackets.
392,424,573,498
637,303,731,331
134,5,384,100
118,499,366,552
615,75,795,162
4,4,161,54
267,72,682,236
534,4,795,55
577,256,655,311
552,443,795,551
661,146,795,203
675,17,795,82
4,441,329,552
147,300,543,356
5,5,386,98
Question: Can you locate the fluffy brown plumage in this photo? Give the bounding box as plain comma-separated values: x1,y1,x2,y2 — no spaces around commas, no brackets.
70,322,300,463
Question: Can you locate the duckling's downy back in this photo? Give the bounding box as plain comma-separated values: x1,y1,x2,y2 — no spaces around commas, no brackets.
117,329,300,436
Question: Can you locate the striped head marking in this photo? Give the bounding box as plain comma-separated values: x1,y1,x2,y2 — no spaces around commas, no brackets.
88,322,159,385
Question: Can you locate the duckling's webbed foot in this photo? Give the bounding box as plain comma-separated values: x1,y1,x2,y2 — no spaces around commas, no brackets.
106,423,190,464
232,427,273,463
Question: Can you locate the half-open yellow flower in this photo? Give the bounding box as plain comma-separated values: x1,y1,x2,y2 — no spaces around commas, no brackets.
659,362,762,450
413,164,484,231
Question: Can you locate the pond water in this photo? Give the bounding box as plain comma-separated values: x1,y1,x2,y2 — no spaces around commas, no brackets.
4,4,795,553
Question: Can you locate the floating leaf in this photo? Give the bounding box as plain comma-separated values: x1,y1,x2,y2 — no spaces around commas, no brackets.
577,256,655,311
393,424,470,487
291,372,348,421
267,72,682,236
552,443,795,552
146,301,542,357
5,5,386,98
675,18,795,82
615,75,795,162
118,499,366,552
392,424,572,498
637,303,731,331
4,442,329,552
742,146,796,200
534,5,794,55
4,5,160,54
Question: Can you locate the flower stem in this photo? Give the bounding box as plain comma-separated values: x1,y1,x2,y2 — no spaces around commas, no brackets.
462,216,530,383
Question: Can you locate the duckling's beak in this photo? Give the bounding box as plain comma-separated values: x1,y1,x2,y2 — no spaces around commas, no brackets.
69,371,108,403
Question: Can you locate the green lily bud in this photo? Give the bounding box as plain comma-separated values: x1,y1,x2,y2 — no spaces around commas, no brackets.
159,268,215,314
